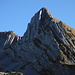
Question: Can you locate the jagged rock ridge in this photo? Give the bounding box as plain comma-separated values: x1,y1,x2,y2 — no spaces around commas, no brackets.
0,31,21,50
0,7,75,75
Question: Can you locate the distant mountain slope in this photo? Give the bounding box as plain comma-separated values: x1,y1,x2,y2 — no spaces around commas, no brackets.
0,7,75,75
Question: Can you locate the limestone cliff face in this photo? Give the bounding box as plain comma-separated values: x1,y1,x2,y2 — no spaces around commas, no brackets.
0,7,75,75
0,31,21,50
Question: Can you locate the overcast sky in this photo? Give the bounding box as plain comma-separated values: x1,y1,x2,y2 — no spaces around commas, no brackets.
0,0,75,36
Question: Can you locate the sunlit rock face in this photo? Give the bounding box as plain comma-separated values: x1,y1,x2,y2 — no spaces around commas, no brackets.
0,7,75,75
0,31,21,50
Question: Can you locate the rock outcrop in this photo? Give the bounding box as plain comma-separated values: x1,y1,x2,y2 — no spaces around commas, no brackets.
0,7,75,75
0,31,21,50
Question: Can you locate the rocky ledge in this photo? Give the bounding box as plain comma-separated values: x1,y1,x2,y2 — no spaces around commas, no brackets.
0,7,75,75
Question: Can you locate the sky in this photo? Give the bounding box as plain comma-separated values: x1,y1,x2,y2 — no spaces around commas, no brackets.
0,0,75,36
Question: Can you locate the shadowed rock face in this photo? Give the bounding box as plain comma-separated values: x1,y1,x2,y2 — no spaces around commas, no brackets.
0,7,75,75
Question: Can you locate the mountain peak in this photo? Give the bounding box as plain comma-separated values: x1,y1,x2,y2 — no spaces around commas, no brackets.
41,7,48,10
0,7,75,75
40,7,51,14
39,7,52,19
0,31,21,50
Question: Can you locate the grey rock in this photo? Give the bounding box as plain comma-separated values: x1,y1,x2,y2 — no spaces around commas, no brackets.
0,7,75,75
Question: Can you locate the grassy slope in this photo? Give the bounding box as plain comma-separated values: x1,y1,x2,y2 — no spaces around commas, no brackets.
53,17,75,65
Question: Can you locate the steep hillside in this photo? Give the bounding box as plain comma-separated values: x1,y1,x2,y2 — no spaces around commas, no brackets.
0,7,75,75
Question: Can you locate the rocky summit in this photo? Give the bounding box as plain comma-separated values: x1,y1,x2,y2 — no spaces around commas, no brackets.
0,7,75,75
